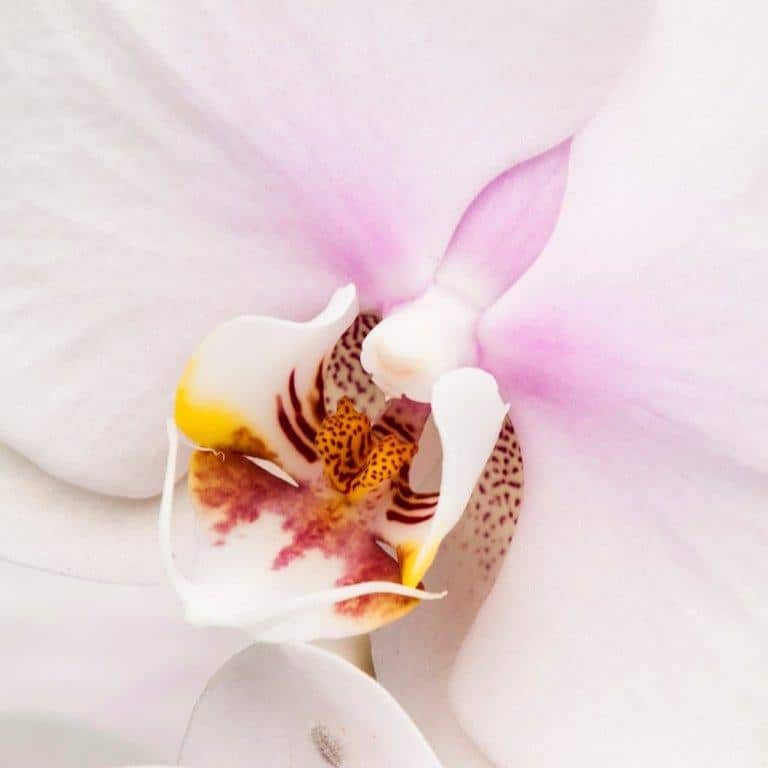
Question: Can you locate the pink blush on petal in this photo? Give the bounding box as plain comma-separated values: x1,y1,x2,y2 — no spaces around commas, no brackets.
189,450,416,623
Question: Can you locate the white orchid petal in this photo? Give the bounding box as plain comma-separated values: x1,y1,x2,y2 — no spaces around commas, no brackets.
374,417,523,767
131,0,652,298
0,559,244,764
361,285,481,402
175,284,358,480
480,0,768,474
0,716,154,768
452,404,768,767
382,368,508,588
179,642,443,767
0,442,161,583
1,0,650,499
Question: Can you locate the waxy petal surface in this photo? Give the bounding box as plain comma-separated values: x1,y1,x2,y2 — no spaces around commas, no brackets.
0,443,162,583
1,0,651,501
180,642,442,767
388,369,509,587
374,418,523,768
453,405,768,767
174,445,429,640
457,1,768,764
176,285,357,481
437,141,571,308
0,560,244,764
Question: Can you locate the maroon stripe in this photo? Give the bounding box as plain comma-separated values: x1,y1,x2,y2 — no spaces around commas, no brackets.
276,395,317,463
392,493,437,511
288,370,317,443
386,509,435,524
380,415,413,441
313,361,326,422
398,488,439,501
394,474,440,500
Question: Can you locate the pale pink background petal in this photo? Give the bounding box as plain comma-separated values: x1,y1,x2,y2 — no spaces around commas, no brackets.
436,142,571,308
454,0,768,764
0,560,245,765
1,0,651,502
454,407,767,767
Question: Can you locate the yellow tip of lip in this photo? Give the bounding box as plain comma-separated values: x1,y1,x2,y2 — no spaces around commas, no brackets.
398,542,439,588
174,357,276,459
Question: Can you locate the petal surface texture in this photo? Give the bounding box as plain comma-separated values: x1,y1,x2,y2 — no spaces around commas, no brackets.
0,443,163,583
175,284,358,480
436,141,572,308
392,368,509,587
374,417,524,768
0,559,244,765
454,1,768,765
180,642,442,768
1,0,651,499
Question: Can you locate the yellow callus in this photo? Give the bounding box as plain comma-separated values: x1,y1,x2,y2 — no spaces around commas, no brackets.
397,541,439,588
175,358,276,459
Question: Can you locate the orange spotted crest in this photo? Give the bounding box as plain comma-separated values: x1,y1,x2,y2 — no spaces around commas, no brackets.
315,397,417,498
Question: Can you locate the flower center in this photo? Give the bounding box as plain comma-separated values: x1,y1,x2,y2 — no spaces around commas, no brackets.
359,284,479,401
314,397,417,498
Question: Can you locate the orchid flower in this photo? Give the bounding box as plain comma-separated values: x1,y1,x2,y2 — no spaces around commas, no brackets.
2,1,767,768
157,142,568,638
1,559,438,767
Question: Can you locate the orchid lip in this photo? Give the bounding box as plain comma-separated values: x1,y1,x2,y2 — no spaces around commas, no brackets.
161,285,514,640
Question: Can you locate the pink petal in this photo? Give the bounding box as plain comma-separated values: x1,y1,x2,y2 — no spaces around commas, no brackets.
1,1,650,502
141,1,651,308
436,142,571,308
458,1,768,763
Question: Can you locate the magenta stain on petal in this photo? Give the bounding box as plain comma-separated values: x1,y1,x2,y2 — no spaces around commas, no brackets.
188,401,429,621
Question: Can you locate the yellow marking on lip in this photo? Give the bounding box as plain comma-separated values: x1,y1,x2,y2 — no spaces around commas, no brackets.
175,357,276,459
397,541,439,588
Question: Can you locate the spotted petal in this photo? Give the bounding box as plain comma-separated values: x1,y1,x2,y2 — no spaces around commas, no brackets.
382,369,510,587
374,417,523,768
